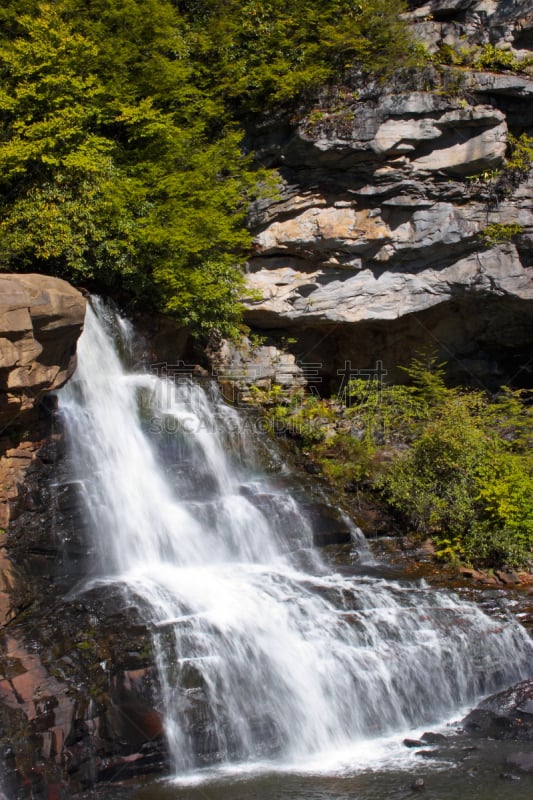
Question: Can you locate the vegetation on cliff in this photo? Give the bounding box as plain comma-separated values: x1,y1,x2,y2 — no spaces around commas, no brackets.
256,355,533,570
0,0,417,334
177,0,415,112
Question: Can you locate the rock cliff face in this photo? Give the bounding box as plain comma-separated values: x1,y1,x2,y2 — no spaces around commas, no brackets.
0,273,85,673
408,0,533,59
0,274,86,530
0,281,167,797
243,0,533,386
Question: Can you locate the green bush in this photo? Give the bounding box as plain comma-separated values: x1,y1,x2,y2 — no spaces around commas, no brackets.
433,42,533,74
472,44,533,74
479,223,524,246
506,133,533,176
315,432,376,486
378,385,533,569
378,395,492,538
268,356,533,570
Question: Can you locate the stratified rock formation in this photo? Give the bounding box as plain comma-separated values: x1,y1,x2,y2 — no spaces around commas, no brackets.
0,273,85,660
0,274,86,530
244,1,533,385
0,274,86,431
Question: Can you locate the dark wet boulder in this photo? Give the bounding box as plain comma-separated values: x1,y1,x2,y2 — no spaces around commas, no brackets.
0,583,167,797
462,680,533,741
421,731,446,743
304,502,353,548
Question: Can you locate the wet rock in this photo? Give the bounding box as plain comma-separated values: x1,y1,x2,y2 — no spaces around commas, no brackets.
0,584,167,795
494,570,521,586
404,738,424,748
303,460,321,475
459,567,487,582
0,406,170,797
457,566,524,587
411,777,425,791
462,679,533,741
421,731,446,743
303,503,353,547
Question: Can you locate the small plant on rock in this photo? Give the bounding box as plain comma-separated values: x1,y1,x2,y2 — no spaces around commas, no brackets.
478,223,524,246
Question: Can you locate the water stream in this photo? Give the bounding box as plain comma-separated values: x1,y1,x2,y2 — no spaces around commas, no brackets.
59,301,532,784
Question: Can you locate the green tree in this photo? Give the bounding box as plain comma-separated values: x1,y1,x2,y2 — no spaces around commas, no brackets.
181,0,418,111
380,396,492,538
0,4,123,275
0,1,256,334
399,347,451,405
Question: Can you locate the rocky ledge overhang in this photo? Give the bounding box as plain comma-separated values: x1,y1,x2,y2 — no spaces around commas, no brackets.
242,3,533,385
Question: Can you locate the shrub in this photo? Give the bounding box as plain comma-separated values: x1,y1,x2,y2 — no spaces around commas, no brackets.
479,223,524,246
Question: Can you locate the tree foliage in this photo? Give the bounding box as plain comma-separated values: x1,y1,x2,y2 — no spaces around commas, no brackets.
180,0,416,111
0,1,255,333
0,0,418,333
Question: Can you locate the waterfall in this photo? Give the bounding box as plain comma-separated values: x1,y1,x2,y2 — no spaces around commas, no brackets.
59,300,532,776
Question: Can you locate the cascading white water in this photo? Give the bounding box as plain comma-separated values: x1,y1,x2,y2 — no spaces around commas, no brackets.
59,301,533,775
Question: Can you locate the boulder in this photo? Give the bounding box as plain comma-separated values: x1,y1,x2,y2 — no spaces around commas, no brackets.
303,502,354,548
0,274,86,430
462,679,533,741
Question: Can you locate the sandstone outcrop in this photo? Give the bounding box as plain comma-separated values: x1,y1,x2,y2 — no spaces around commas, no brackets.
206,334,308,403
0,274,86,432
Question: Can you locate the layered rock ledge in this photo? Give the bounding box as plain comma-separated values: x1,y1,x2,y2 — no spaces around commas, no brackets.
243,16,533,385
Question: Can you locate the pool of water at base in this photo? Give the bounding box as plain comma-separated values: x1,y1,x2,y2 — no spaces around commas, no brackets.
76,734,533,800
